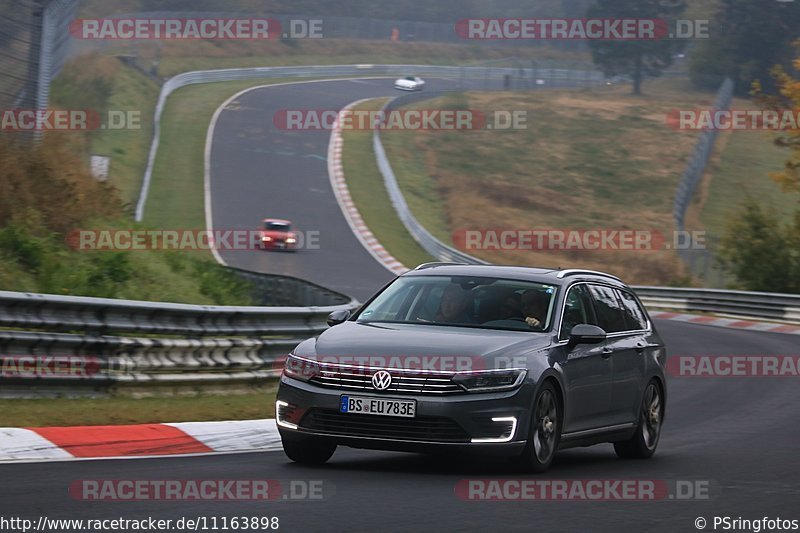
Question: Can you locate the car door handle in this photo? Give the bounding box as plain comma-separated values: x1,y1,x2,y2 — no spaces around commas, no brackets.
601,347,614,358
635,342,647,354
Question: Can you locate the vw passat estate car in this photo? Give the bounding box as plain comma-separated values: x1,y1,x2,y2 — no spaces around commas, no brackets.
276,263,667,472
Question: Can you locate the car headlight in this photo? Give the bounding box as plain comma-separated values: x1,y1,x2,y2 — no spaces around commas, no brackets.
286,237,297,244
262,236,272,241
283,354,319,382
452,369,527,392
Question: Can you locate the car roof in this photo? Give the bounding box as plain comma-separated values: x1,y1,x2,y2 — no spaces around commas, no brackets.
262,218,291,225
403,263,629,288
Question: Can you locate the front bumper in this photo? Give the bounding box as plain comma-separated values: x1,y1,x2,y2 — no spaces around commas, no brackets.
260,240,296,250
276,376,532,455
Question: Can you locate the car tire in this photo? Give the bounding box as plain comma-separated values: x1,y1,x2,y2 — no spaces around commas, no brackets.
613,380,663,459
513,381,561,473
281,434,336,465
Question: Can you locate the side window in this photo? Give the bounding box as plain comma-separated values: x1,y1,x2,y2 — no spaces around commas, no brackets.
559,285,597,340
618,290,648,331
587,285,628,333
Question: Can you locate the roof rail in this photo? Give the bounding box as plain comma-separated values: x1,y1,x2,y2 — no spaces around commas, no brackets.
555,269,622,281
414,262,467,270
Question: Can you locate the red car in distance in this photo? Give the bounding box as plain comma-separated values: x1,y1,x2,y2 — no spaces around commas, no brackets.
260,218,298,251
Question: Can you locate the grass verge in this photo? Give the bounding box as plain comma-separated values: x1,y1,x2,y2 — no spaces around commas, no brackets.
695,129,796,239
378,78,721,285
49,55,159,209
0,389,277,427
341,99,434,268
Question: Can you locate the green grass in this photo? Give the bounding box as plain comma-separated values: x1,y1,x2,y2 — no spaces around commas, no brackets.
49,57,160,210
341,99,434,268
699,130,797,240
0,389,277,427
367,77,800,287
372,78,718,285
91,66,159,209
380,97,464,245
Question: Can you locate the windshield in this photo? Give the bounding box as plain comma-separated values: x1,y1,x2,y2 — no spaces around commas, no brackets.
264,222,290,231
356,275,557,332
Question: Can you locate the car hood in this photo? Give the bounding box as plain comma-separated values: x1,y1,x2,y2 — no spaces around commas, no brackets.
296,321,551,361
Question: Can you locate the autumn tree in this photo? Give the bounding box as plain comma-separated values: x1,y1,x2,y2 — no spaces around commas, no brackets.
586,0,687,95
717,45,800,292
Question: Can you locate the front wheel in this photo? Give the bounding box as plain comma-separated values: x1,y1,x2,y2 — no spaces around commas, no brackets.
281,434,336,465
512,381,561,473
614,380,663,459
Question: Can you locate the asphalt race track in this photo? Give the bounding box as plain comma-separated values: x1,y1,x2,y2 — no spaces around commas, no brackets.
208,76,501,300
1,321,798,531
1,77,798,532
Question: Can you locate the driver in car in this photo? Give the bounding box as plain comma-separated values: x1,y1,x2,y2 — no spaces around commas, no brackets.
435,285,471,324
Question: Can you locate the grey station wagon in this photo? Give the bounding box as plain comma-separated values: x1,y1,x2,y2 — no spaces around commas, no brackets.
276,263,667,472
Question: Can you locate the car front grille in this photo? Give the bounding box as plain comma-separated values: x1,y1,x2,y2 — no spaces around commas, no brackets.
300,409,470,443
308,367,464,395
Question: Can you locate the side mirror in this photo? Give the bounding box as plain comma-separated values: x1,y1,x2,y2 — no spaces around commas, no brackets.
326,309,351,327
567,324,607,349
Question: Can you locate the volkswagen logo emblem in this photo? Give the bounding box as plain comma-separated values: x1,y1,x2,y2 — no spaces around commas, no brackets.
371,370,392,391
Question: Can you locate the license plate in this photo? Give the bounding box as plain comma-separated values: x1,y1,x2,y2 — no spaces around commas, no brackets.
339,395,416,418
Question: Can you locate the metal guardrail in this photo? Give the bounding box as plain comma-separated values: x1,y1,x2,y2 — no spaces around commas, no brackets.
633,286,800,325
0,289,359,393
234,268,356,307
0,290,355,336
0,284,796,396
373,92,487,265
0,284,796,394
134,63,603,221
672,77,734,285
673,77,734,233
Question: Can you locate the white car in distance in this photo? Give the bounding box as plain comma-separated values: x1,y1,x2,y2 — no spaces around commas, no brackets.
394,76,425,91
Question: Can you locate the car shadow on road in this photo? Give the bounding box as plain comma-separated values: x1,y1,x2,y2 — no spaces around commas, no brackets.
284,445,677,476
